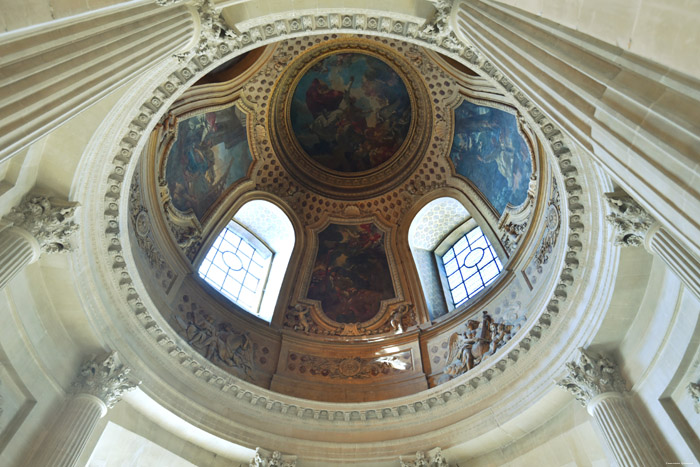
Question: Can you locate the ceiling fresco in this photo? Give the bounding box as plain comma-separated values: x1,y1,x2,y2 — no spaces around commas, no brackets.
449,99,533,214
290,52,411,173
307,222,395,324
165,104,252,220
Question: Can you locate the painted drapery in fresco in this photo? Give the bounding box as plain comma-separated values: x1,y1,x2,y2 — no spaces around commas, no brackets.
165,105,252,220
449,100,532,214
307,223,395,324
290,53,411,173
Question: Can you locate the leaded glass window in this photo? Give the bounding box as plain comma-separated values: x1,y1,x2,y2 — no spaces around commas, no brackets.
198,221,272,315
441,226,502,307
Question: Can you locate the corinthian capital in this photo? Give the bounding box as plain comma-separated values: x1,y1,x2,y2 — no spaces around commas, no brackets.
73,351,139,409
604,192,655,247
558,348,626,406
4,194,79,254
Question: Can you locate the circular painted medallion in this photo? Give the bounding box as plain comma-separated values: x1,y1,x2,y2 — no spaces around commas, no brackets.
290,53,411,173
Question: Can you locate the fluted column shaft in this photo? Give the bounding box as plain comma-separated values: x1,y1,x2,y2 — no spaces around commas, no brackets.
0,1,195,162
559,349,664,467
29,394,107,467
587,392,661,467
24,352,138,467
453,0,700,260
0,225,40,289
646,225,700,299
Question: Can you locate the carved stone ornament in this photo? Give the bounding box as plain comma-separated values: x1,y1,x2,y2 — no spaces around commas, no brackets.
604,192,655,247
165,0,239,62
283,303,417,336
400,447,449,467
72,351,139,408
4,194,79,254
558,348,626,406
689,381,700,414
249,447,297,467
438,311,520,384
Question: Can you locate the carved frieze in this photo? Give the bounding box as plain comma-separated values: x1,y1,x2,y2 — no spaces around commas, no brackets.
400,447,449,467
438,311,519,384
250,447,297,467
285,351,412,380
73,352,139,408
4,194,79,254
558,348,626,406
283,303,417,336
533,177,561,270
604,192,655,247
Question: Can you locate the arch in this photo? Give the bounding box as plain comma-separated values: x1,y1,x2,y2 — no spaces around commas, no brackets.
197,199,295,322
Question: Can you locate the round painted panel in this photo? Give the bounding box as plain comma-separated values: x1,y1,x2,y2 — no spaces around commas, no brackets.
290,53,412,173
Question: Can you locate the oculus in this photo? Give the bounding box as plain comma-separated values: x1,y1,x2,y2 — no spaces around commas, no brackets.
290,52,411,173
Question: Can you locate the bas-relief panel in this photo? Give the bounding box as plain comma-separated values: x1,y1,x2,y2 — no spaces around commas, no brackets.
165,105,252,220
307,223,395,324
449,100,532,214
290,52,411,173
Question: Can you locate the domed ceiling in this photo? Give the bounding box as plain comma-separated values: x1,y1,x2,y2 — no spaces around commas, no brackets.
128,34,558,404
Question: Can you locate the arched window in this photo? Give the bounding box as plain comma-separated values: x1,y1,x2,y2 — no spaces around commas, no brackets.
409,197,503,319
198,200,294,322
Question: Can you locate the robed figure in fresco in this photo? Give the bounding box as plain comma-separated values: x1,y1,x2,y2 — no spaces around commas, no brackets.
165,105,253,220
307,223,395,324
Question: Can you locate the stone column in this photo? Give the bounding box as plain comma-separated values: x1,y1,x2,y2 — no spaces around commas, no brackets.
0,1,195,162
558,348,663,466
452,0,700,259
0,194,79,289
605,192,700,299
28,352,139,467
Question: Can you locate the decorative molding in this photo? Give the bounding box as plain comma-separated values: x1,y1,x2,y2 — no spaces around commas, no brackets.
604,192,655,247
283,303,416,336
689,381,700,414
94,10,590,423
3,194,79,254
250,447,297,467
533,178,561,269
285,351,412,380
400,447,449,467
169,0,239,63
73,352,139,409
558,348,626,406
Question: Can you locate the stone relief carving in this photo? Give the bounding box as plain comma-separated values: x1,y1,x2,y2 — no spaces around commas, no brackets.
96,7,591,422
533,178,561,270
164,0,239,62
400,447,449,467
4,194,79,254
175,296,255,380
283,303,417,336
73,351,139,408
689,381,700,414
500,175,538,255
250,447,297,467
604,192,655,247
438,311,519,383
558,348,626,406
286,351,412,379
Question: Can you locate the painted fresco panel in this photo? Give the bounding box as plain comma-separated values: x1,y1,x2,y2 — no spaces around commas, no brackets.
307,223,395,324
290,53,411,173
449,100,532,214
165,105,252,220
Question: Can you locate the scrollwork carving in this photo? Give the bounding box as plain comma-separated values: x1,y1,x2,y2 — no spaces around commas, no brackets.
73,351,139,408
283,303,416,336
534,178,561,269
4,194,79,254
400,447,448,467
250,447,297,467
558,348,626,406
286,351,412,379
604,192,655,247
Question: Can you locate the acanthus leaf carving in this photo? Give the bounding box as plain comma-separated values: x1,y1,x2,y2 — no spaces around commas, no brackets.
171,0,240,62
557,348,626,406
604,192,655,247
400,447,449,467
73,351,139,408
249,447,297,467
4,194,79,254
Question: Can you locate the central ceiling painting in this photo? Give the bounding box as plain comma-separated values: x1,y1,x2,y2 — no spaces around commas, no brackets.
290,52,411,173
